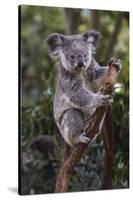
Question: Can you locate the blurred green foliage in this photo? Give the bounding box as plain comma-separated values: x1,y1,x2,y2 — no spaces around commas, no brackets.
20,5,129,195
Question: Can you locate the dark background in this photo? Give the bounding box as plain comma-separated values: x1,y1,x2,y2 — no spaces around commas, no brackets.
20,5,129,195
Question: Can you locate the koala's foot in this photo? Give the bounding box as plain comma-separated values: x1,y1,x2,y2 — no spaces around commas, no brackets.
78,132,90,144
59,108,86,147
108,58,122,72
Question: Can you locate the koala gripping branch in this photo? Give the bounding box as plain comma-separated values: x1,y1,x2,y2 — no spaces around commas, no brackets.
55,83,113,193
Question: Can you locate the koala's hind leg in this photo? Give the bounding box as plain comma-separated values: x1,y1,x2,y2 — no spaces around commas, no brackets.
60,109,90,147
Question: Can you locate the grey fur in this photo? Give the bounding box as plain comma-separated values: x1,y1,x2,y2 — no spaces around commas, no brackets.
46,30,121,147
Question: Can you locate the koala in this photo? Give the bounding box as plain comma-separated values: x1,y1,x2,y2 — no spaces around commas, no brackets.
46,30,121,147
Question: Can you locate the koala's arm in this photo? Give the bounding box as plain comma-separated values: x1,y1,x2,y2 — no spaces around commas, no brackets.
86,59,110,88
87,58,122,89
60,75,110,110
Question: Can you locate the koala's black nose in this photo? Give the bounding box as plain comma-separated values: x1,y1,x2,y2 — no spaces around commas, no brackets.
77,61,84,69
77,61,84,68
77,57,84,69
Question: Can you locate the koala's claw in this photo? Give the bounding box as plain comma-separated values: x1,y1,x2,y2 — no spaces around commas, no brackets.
79,132,90,144
112,61,122,72
102,94,111,99
108,58,122,72
97,94,112,107
108,99,113,103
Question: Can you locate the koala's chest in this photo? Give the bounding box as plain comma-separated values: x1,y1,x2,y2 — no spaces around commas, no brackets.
80,73,96,92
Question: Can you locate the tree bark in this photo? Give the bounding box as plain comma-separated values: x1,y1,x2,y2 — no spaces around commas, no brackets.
63,141,71,161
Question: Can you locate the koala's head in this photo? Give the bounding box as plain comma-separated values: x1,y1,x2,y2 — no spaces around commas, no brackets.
46,30,101,73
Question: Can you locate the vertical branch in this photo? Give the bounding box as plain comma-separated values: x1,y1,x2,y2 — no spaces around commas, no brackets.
89,10,100,30
63,8,81,34
102,106,115,189
104,13,123,62
63,141,71,161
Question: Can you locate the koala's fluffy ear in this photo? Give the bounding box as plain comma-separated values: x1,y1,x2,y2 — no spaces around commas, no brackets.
82,30,101,46
46,33,65,56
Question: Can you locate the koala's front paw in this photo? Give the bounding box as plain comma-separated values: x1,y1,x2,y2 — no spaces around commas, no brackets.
108,58,122,72
96,94,113,107
107,58,122,83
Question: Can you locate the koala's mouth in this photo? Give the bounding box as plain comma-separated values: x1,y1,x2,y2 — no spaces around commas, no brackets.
75,59,86,71
75,64,85,71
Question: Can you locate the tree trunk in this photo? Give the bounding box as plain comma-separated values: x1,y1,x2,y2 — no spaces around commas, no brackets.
104,13,123,62
90,10,100,30
63,8,81,34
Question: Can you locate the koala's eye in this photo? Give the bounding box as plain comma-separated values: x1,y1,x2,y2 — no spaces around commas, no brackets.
84,54,87,58
70,55,75,59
